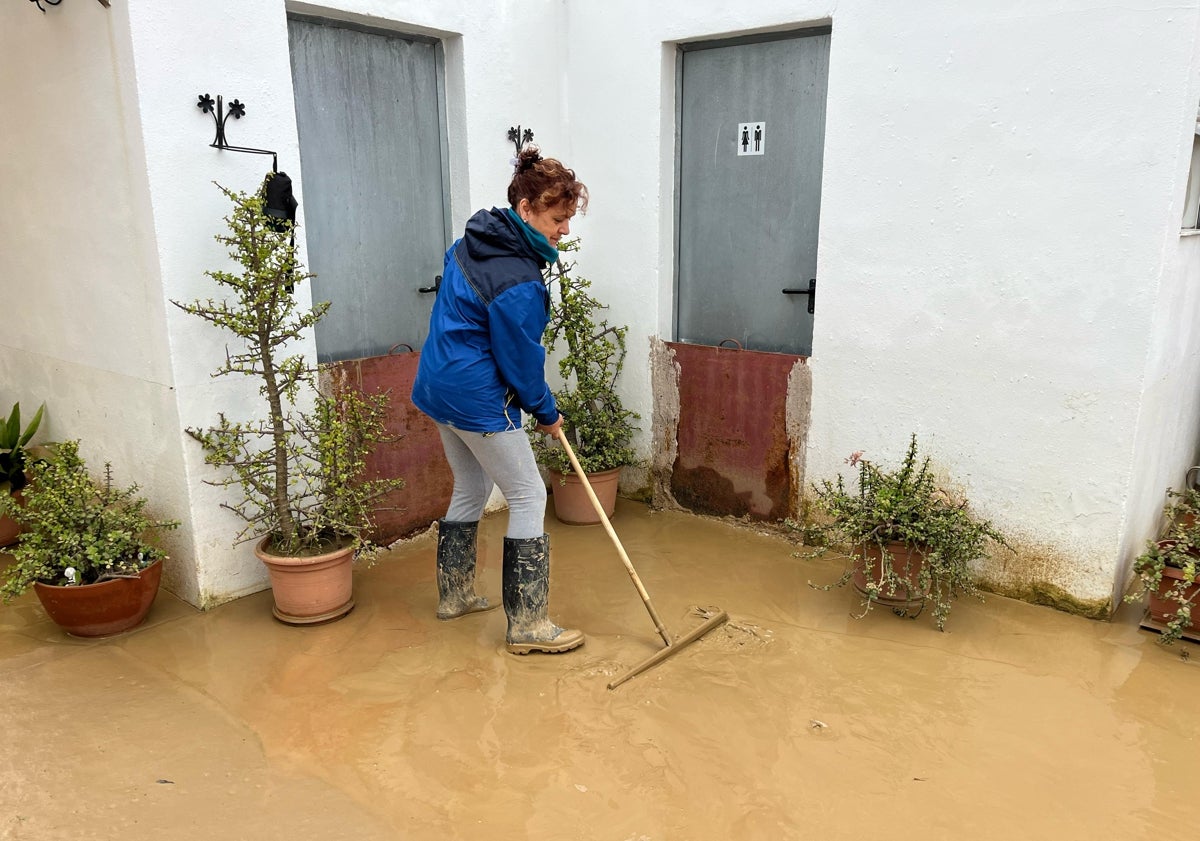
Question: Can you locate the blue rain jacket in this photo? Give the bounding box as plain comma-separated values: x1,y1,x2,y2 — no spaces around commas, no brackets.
412,207,559,432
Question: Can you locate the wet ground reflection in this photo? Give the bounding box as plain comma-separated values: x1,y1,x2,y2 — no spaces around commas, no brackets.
2,499,1198,840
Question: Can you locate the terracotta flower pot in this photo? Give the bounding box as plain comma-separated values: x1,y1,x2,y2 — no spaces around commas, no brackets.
254,537,355,625
33,558,163,637
1147,564,1200,634
0,489,27,548
548,467,621,525
853,541,928,610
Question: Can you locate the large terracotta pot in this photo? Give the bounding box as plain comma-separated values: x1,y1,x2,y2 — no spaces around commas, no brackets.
853,541,928,611
254,537,355,625
33,558,163,637
548,467,621,525
1147,563,1200,634
0,489,27,548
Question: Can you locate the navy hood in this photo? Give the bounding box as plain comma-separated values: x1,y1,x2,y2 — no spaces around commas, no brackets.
463,207,539,263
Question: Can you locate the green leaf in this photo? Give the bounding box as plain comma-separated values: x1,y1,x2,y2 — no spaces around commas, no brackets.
17,404,43,448
2,404,19,449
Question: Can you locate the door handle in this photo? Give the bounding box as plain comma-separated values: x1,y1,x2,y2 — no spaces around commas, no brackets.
781,278,816,314
418,275,442,294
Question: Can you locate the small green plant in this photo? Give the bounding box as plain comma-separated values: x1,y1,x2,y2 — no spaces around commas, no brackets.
1124,486,1200,646
0,402,45,494
804,434,1008,630
529,238,639,475
0,440,179,601
173,183,402,558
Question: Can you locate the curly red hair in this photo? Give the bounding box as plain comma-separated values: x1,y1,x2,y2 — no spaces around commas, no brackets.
507,146,589,213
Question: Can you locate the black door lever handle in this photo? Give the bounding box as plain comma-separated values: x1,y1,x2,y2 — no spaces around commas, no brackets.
781,278,816,314
418,275,442,294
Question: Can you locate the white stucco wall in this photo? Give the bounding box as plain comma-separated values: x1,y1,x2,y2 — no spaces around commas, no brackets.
0,2,194,597
5,0,1200,613
564,0,1200,613
0,0,578,606
125,0,572,605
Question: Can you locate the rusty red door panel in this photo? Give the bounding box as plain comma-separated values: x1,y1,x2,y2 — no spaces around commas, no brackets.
325,350,451,543
667,342,799,521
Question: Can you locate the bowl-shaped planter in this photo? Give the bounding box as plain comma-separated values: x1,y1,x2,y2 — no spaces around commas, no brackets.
33,558,163,637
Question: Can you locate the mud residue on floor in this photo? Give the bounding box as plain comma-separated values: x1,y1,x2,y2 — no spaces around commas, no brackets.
3,500,1200,840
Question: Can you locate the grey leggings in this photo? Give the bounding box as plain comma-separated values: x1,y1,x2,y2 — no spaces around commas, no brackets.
436,423,547,539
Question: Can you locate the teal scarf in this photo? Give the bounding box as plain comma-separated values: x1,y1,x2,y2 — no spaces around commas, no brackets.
506,208,560,263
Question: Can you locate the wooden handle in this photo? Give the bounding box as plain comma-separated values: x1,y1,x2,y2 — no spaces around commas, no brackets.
555,432,674,648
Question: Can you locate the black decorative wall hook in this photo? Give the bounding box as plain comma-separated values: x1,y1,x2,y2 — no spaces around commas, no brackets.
507,126,534,156
196,93,278,172
29,0,109,11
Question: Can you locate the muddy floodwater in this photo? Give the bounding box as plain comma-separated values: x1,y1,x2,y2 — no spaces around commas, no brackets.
3,500,1199,840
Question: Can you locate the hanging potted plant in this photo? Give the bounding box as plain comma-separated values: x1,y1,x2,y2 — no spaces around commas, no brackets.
0,440,178,637
174,183,403,624
804,434,1009,630
0,401,46,547
529,238,639,524
1125,485,1200,645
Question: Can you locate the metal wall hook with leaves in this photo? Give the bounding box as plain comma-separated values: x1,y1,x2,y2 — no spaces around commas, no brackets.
196,93,278,172
507,126,534,157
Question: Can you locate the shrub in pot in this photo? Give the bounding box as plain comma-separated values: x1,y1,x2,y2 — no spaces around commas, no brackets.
173,183,403,624
803,434,1008,630
0,401,46,547
0,440,178,636
1124,486,1200,645
528,238,639,523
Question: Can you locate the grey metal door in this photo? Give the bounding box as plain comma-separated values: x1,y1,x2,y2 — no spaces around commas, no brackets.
676,29,830,356
288,17,449,363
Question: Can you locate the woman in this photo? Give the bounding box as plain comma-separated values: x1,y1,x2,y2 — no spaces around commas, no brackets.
411,146,587,655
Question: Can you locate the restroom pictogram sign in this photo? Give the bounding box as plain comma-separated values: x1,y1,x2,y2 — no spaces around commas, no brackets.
737,122,765,156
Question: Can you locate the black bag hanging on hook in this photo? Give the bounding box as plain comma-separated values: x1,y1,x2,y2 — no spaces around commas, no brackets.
261,171,299,292
261,171,298,231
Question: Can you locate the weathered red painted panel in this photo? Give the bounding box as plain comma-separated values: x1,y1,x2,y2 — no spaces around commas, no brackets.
325,350,451,543
667,342,799,521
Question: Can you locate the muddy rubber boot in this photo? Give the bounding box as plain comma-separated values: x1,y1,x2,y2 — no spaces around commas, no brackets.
436,519,497,620
502,534,585,654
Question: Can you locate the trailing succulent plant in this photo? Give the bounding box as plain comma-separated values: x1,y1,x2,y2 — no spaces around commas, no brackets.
0,440,178,601
801,434,1008,631
529,238,639,476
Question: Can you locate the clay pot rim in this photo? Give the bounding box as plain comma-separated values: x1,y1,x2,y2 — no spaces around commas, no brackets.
253,534,355,566
548,466,623,481
31,556,163,593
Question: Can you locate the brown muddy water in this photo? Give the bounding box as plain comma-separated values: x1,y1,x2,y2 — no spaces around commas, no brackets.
2,499,1199,840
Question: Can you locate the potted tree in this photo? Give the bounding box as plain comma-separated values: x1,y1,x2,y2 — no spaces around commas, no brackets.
0,440,178,637
0,401,45,547
529,238,639,524
1125,485,1200,645
804,434,1008,630
174,183,403,625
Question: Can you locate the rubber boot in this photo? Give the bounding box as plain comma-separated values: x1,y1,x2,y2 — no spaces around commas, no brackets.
502,534,585,654
436,519,496,620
